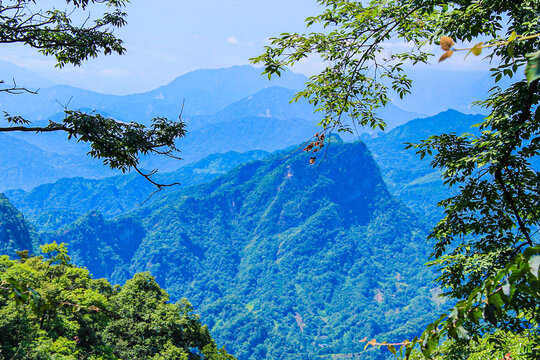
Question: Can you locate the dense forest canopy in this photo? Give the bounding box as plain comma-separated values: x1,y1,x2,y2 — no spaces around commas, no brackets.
0,243,234,359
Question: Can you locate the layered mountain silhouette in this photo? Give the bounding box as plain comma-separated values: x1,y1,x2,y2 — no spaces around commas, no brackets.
6,150,268,230
362,109,485,223
0,133,116,192
0,66,423,189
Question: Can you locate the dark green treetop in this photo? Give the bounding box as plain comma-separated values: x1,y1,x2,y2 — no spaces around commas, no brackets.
0,242,235,359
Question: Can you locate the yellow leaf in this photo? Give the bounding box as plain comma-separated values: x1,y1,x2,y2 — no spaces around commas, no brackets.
471,42,483,56
440,36,454,51
438,50,453,62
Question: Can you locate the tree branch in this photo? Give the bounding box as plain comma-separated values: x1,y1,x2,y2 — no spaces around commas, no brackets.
0,126,67,133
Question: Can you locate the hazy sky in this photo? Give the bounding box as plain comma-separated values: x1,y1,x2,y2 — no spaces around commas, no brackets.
1,1,494,96
1,1,323,94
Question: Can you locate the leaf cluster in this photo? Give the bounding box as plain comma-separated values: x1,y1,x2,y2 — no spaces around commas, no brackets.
0,0,127,68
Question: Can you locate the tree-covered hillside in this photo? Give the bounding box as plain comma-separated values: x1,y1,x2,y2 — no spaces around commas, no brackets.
0,194,35,257
33,140,445,360
362,110,485,224
6,150,268,231
0,244,234,360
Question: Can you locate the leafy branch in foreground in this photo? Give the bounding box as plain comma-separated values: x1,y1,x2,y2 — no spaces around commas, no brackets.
0,110,187,189
251,0,433,136
1,0,188,191
436,33,540,84
0,0,128,67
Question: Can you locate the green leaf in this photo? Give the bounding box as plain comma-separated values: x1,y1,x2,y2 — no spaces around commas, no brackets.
529,255,540,279
483,304,498,326
507,43,514,58
525,51,540,84
489,292,504,309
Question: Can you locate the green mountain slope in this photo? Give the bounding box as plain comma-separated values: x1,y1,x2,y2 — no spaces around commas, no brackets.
0,194,34,256
362,109,485,224
40,211,144,280
131,140,442,360
44,140,444,360
6,150,268,231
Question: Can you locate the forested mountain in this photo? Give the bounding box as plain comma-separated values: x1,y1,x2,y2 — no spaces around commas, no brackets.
1,62,489,359
7,150,268,231
362,110,485,223
19,140,445,360
7,109,487,234
0,194,34,256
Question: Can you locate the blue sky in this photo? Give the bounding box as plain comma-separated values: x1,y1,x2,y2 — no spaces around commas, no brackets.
0,1,498,96
1,0,325,94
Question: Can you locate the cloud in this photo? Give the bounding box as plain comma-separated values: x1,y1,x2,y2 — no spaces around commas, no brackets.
226,36,239,45
100,67,130,77
0,55,56,70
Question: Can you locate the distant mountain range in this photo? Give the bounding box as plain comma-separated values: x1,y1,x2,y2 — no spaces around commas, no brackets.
0,65,308,123
0,59,55,90
0,132,116,192
0,65,424,190
6,109,486,228
362,109,485,224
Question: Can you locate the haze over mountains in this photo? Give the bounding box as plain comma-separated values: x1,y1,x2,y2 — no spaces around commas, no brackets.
0,65,424,191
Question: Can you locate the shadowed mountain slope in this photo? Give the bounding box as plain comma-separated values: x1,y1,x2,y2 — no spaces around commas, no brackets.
0,194,34,256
